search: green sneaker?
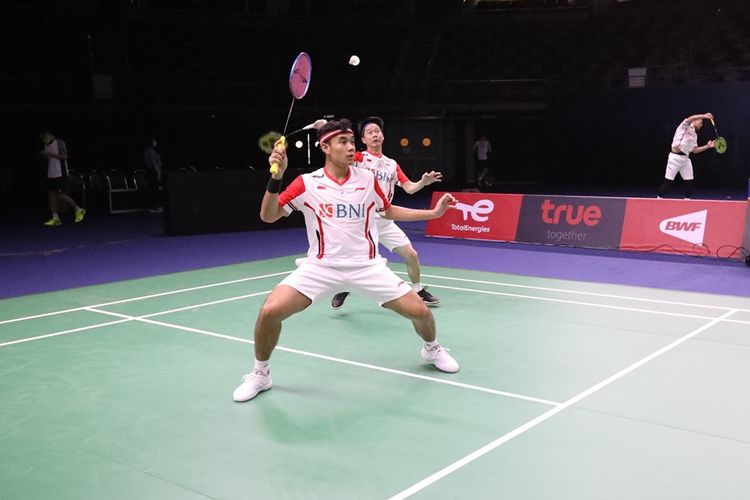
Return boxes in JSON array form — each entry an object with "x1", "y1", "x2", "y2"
[
  {"x1": 44, "y1": 218, "x2": 62, "y2": 226},
  {"x1": 74, "y1": 208, "x2": 86, "y2": 223}
]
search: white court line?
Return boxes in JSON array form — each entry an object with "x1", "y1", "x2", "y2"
[
  {"x1": 724, "y1": 318, "x2": 750, "y2": 326},
  {"x1": 87, "y1": 307, "x2": 558, "y2": 406},
  {"x1": 95, "y1": 290, "x2": 273, "y2": 319},
  {"x1": 3, "y1": 265, "x2": 748, "y2": 328},
  {"x1": 397, "y1": 271, "x2": 750, "y2": 313},
  {"x1": 4, "y1": 275, "x2": 749, "y2": 352},
  {"x1": 0, "y1": 319, "x2": 132, "y2": 348},
  {"x1": 388, "y1": 308, "x2": 739, "y2": 500},
  {"x1": 0, "y1": 291, "x2": 271, "y2": 350},
  {"x1": 0, "y1": 270, "x2": 292, "y2": 326},
  {"x1": 424, "y1": 283, "x2": 721, "y2": 321},
  {"x1": 1, "y1": 271, "x2": 736, "y2": 329},
  {"x1": 3, "y1": 271, "x2": 742, "y2": 416},
  {"x1": 2, "y1": 265, "x2": 747, "y2": 327}
]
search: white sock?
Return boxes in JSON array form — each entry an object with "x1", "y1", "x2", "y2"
[
  {"x1": 412, "y1": 282, "x2": 423, "y2": 292},
  {"x1": 424, "y1": 340, "x2": 438, "y2": 350},
  {"x1": 52, "y1": 213, "x2": 60, "y2": 220},
  {"x1": 254, "y1": 359, "x2": 270, "y2": 374}
]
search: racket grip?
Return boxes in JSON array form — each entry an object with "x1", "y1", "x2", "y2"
[
  {"x1": 269, "y1": 136, "x2": 287, "y2": 176},
  {"x1": 710, "y1": 118, "x2": 716, "y2": 127}
]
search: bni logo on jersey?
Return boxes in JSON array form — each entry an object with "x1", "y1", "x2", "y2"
[
  {"x1": 317, "y1": 203, "x2": 368, "y2": 218},
  {"x1": 659, "y1": 209, "x2": 707, "y2": 244}
]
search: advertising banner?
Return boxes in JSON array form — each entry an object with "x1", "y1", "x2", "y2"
[
  {"x1": 515, "y1": 195, "x2": 627, "y2": 248},
  {"x1": 619, "y1": 199, "x2": 748, "y2": 258},
  {"x1": 426, "y1": 192, "x2": 523, "y2": 241}
]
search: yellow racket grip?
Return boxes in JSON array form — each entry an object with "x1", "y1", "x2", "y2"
[
  {"x1": 710, "y1": 118, "x2": 716, "y2": 127},
  {"x1": 269, "y1": 136, "x2": 287, "y2": 175}
]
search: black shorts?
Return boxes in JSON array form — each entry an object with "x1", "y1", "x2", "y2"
[{"x1": 47, "y1": 176, "x2": 68, "y2": 193}]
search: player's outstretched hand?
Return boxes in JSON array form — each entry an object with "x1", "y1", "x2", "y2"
[
  {"x1": 421, "y1": 171, "x2": 443, "y2": 186},
  {"x1": 433, "y1": 193, "x2": 457, "y2": 218},
  {"x1": 707, "y1": 139, "x2": 716, "y2": 149},
  {"x1": 269, "y1": 139, "x2": 288, "y2": 178}
]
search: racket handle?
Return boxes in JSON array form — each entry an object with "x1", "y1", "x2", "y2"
[
  {"x1": 269, "y1": 136, "x2": 287, "y2": 175},
  {"x1": 710, "y1": 118, "x2": 716, "y2": 127}
]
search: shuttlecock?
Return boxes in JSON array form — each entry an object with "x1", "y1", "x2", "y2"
[{"x1": 348, "y1": 55, "x2": 360, "y2": 66}]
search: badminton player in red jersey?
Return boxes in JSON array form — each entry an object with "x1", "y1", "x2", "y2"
[{"x1": 233, "y1": 119, "x2": 460, "y2": 402}]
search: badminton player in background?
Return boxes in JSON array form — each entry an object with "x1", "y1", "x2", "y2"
[
  {"x1": 330, "y1": 116, "x2": 443, "y2": 310},
  {"x1": 233, "y1": 119, "x2": 460, "y2": 403},
  {"x1": 40, "y1": 131, "x2": 85, "y2": 226},
  {"x1": 657, "y1": 112, "x2": 715, "y2": 199}
]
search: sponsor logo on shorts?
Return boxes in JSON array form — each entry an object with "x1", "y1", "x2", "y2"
[{"x1": 659, "y1": 209, "x2": 707, "y2": 244}]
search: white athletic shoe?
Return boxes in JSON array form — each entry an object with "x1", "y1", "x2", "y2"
[
  {"x1": 421, "y1": 344, "x2": 459, "y2": 373},
  {"x1": 232, "y1": 369, "x2": 272, "y2": 402}
]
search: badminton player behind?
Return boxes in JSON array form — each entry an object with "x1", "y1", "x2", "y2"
[
  {"x1": 233, "y1": 119, "x2": 460, "y2": 403},
  {"x1": 331, "y1": 116, "x2": 442, "y2": 311},
  {"x1": 657, "y1": 112, "x2": 715, "y2": 199}
]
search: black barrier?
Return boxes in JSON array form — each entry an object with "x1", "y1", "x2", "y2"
[
  {"x1": 164, "y1": 170, "x2": 304, "y2": 235},
  {"x1": 515, "y1": 195, "x2": 627, "y2": 249}
]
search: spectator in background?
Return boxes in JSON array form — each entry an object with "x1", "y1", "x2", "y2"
[
  {"x1": 473, "y1": 134, "x2": 492, "y2": 185},
  {"x1": 40, "y1": 131, "x2": 85, "y2": 226},
  {"x1": 144, "y1": 138, "x2": 162, "y2": 184},
  {"x1": 143, "y1": 138, "x2": 163, "y2": 212}
]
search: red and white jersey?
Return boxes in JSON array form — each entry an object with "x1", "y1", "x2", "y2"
[
  {"x1": 671, "y1": 120, "x2": 698, "y2": 155},
  {"x1": 352, "y1": 150, "x2": 409, "y2": 204},
  {"x1": 279, "y1": 166, "x2": 391, "y2": 266}
]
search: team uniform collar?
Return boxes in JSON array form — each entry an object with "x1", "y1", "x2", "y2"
[{"x1": 323, "y1": 165, "x2": 351, "y2": 186}]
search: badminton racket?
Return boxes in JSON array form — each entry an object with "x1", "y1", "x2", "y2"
[
  {"x1": 258, "y1": 131, "x2": 282, "y2": 155},
  {"x1": 709, "y1": 118, "x2": 727, "y2": 154},
  {"x1": 258, "y1": 119, "x2": 327, "y2": 155},
  {"x1": 270, "y1": 52, "x2": 312, "y2": 175}
]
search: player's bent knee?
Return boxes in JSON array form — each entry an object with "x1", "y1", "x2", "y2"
[
  {"x1": 405, "y1": 299, "x2": 431, "y2": 322},
  {"x1": 416, "y1": 304, "x2": 432, "y2": 323},
  {"x1": 258, "y1": 294, "x2": 298, "y2": 321},
  {"x1": 257, "y1": 302, "x2": 283, "y2": 323},
  {"x1": 395, "y1": 244, "x2": 418, "y2": 261},
  {"x1": 385, "y1": 291, "x2": 430, "y2": 319}
]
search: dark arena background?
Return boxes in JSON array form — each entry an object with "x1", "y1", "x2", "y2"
[
  {"x1": 2, "y1": 1, "x2": 750, "y2": 500},
  {"x1": 2, "y1": 0, "x2": 749, "y2": 208}
]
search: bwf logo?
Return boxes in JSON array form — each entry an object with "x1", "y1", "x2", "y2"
[
  {"x1": 659, "y1": 209, "x2": 707, "y2": 244},
  {"x1": 455, "y1": 199, "x2": 495, "y2": 222}
]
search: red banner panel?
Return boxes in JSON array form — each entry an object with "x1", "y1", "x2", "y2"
[
  {"x1": 426, "y1": 192, "x2": 523, "y2": 241},
  {"x1": 619, "y1": 199, "x2": 747, "y2": 258}
]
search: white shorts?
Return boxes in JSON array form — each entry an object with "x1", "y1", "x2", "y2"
[
  {"x1": 279, "y1": 259, "x2": 412, "y2": 306},
  {"x1": 664, "y1": 152, "x2": 694, "y2": 181},
  {"x1": 376, "y1": 217, "x2": 411, "y2": 252}
]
